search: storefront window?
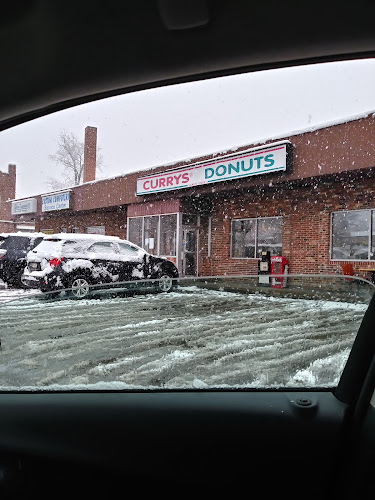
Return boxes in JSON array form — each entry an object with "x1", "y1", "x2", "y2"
[
  {"x1": 331, "y1": 210, "x2": 371, "y2": 260},
  {"x1": 128, "y1": 218, "x2": 143, "y2": 248},
  {"x1": 160, "y1": 214, "x2": 177, "y2": 256},
  {"x1": 231, "y1": 217, "x2": 282, "y2": 258},
  {"x1": 144, "y1": 216, "x2": 159, "y2": 255},
  {"x1": 231, "y1": 219, "x2": 256, "y2": 258},
  {"x1": 257, "y1": 217, "x2": 282, "y2": 257},
  {"x1": 128, "y1": 214, "x2": 177, "y2": 257}
]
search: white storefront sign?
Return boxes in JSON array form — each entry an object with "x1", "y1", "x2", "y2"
[
  {"x1": 42, "y1": 192, "x2": 70, "y2": 212},
  {"x1": 11, "y1": 198, "x2": 37, "y2": 215},
  {"x1": 137, "y1": 140, "x2": 290, "y2": 195}
]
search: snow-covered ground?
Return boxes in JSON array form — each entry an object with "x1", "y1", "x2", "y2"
[
  {"x1": 0, "y1": 283, "x2": 369, "y2": 391},
  {"x1": 0, "y1": 284, "x2": 40, "y2": 303}
]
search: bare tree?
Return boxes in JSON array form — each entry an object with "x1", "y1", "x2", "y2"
[{"x1": 46, "y1": 130, "x2": 104, "y2": 190}]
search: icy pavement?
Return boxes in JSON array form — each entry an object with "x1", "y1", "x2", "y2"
[
  {"x1": 0, "y1": 284, "x2": 369, "y2": 391},
  {"x1": 0, "y1": 281, "x2": 41, "y2": 303}
]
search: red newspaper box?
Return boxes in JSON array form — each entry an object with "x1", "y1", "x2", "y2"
[{"x1": 270, "y1": 256, "x2": 289, "y2": 288}]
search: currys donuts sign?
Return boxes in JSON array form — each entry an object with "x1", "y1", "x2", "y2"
[{"x1": 136, "y1": 140, "x2": 291, "y2": 195}]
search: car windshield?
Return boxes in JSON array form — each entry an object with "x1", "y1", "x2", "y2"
[
  {"x1": 1, "y1": 58, "x2": 375, "y2": 391},
  {"x1": 1, "y1": 236, "x2": 30, "y2": 250}
]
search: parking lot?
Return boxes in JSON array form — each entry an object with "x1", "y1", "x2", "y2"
[{"x1": 0, "y1": 282, "x2": 369, "y2": 390}]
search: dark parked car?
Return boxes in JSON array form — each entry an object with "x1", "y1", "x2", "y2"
[
  {"x1": 21, "y1": 233, "x2": 179, "y2": 298},
  {"x1": 0, "y1": 232, "x2": 44, "y2": 287}
]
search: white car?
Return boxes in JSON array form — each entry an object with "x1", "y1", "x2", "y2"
[{"x1": 22, "y1": 233, "x2": 179, "y2": 298}]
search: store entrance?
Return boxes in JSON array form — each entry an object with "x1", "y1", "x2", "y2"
[{"x1": 182, "y1": 229, "x2": 196, "y2": 276}]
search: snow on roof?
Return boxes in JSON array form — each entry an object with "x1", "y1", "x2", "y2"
[
  {"x1": 43, "y1": 233, "x2": 121, "y2": 241},
  {"x1": 78, "y1": 109, "x2": 375, "y2": 185},
  {"x1": 9, "y1": 108, "x2": 375, "y2": 201},
  {"x1": 0, "y1": 231, "x2": 45, "y2": 238}
]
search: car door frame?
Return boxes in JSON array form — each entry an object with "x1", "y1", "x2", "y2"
[
  {"x1": 85, "y1": 240, "x2": 122, "y2": 285},
  {"x1": 113, "y1": 241, "x2": 147, "y2": 285}
]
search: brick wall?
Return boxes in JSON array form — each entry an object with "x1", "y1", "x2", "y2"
[
  {"x1": 0, "y1": 221, "x2": 16, "y2": 233},
  {"x1": 36, "y1": 206, "x2": 127, "y2": 238},
  {"x1": 201, "y1": 172, "x2": 375, "y2": 280}
]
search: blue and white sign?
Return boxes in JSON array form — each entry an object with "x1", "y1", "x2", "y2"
[
  {"x1": 11, "y1": 198, "x2": 37, "y2": 215},
  {"x1": 42, "y1": 192, "x2": 70, "y2": 212},
  {"x1": 137, "y1": 140, "x2": 291, "y2": 195}
]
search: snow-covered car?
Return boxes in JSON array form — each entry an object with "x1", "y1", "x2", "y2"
[
  {"x1": 0, "y1": 232, "x2": 45, "y2": 287},
  {"x1": 21, "y1": 233, "x2": 179, "y2": 298}
]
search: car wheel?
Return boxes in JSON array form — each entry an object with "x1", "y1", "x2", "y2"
[
  {"x1": 68, "y1": 275, "x2": 91, "y2": 299},
  {"x1": 156, "y1": 271, "x2": 176, "y2": 293}
]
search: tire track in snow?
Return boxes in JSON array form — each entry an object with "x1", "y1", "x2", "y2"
[{"x1": 0, "y1": 288, "x2": 368, "y2": 388}]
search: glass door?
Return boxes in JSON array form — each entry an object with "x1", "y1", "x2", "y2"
[{"x1": 182, "y1": 229, "x2": 196, "y2": 276}]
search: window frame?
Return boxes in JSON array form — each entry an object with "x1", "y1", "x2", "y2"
[
  {"x1": 116, "y1": 241, "x2": 141, "y2": 255},
  {"x1": 87, "y1": 241, "x2": 119, "y2": 256},
  {"x1": 230, "y1": 216, "x2": 283, "y2": 259},
  {"x1": 127, "y1": 212, "x2": 178, "y2": 258},
  {"x1": 330, "y1": 208, "x2": 374, "y2": 261}
]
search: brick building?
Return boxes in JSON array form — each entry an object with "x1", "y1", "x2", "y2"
[
  {"x1": 0, "y1": 164, "x2": 16, "y2": 233},
  {"x1": 9, "y1": 114, "x2": 375, "y2": 280}
]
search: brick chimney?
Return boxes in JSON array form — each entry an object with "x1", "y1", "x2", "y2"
[
  {"x1": 0, "y1": 164, "x2": 16, "y2": 225},
  {"x1": 8, "y1": 163, "x2": 16, "y2": 180},
  {"x1": 83, "y1": 126, "x2": 97, "y2": 183}
]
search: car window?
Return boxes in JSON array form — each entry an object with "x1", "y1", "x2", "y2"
[
  {"x1": 1, "y1": 58, "x2": 375, "y2": 392},
  {"x1": 29, "y1": 239, "x2": 63, "y2": 259},
  {"x1": 117, "y1": 242, "x2": 142, "y2": 255},
  {"x1": 30, "y1": 237, "x2": 44, "y2": 249},
  {"x1": 2, "y1": 236, "x2": 30, "y2": 250},
  {"x1": 87, "y1": 242, "x2": 118, "y2": 254},
  {"x1": 61, "y1": 240, "x2": 89, "y2": 255}
]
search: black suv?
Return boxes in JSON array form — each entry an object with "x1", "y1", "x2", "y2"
[
  {"x1": 21, "y1": 233, "x2": 179, "y2": 298},
  {"x1": 0, "y1": 232, "x2": 45, "y2": 287}
]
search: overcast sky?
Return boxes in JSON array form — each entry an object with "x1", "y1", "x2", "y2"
[{"x1": 1, "y1": 58, "x2": 375, "y2": 200}]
